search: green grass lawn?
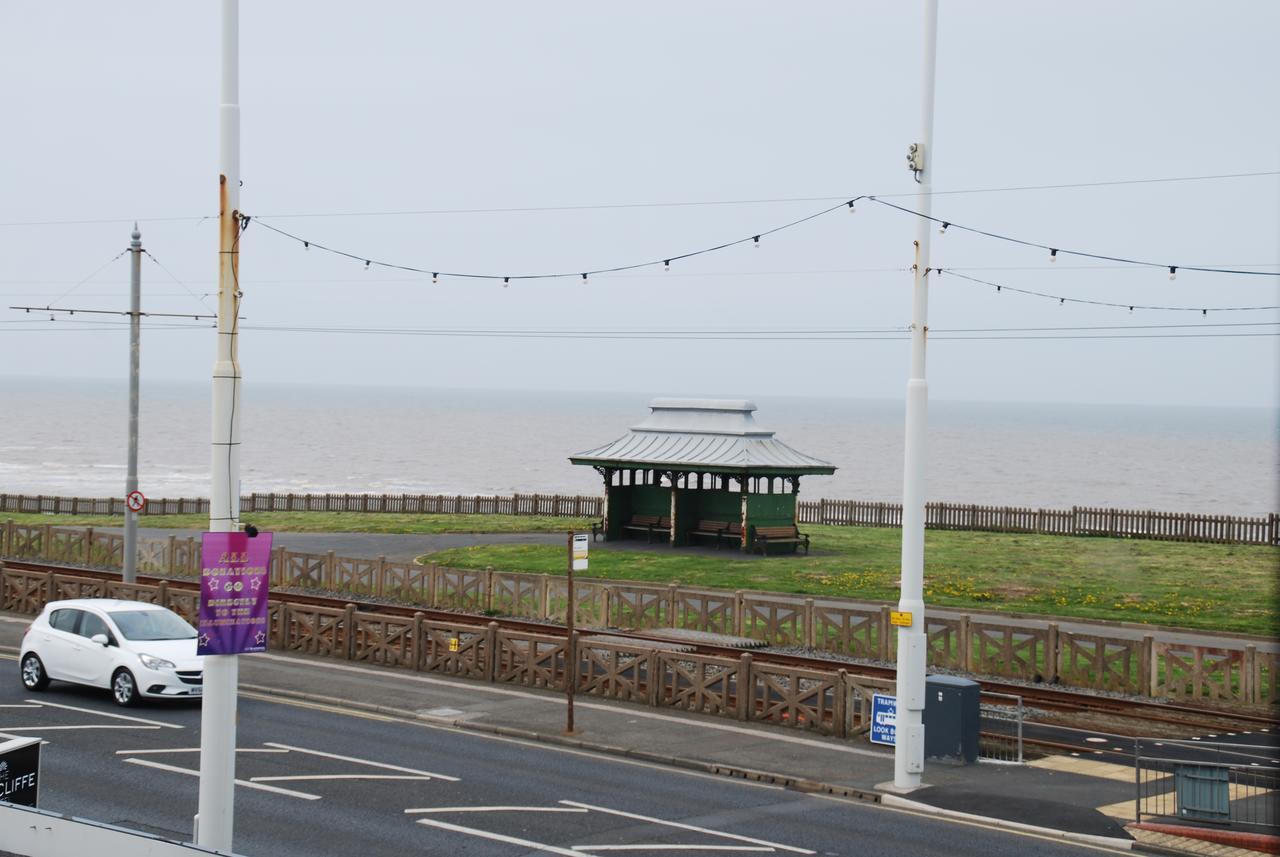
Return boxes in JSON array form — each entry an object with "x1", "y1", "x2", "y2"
[
  {"x1": 422, "y1": 525, "x2": 1278, "y2": 636},
  {"x1": 7, "y1": 511, "x2": 1275, "y2": 635}
]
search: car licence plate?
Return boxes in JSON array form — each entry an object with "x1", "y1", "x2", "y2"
[{"x1": 190, "y1": 687, "x2": 203, "y2": 696}]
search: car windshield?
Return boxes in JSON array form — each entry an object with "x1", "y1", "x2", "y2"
[{"x1": 108, "y1": 610, "x2": 197, "y2": 641}]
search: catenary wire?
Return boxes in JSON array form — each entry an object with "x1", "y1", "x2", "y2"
[{"x1": 5, "y1": 170, "x2": 1274, "y2": 226}]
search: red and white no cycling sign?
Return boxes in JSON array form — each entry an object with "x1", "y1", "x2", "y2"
[{"x1": 125, "y1": 490, "x2": 147, "y2": 513}]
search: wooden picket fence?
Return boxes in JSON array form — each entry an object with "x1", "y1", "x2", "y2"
[
  {"x1": 1, "y1": 521, "x2": 1275, "y2": 706},
  {"x1": 798, "y1": 499, "x2": 1280, "y2": 546},
  {"x1": 2, "y1": 491, "x2": 1275, "y2": 545}
]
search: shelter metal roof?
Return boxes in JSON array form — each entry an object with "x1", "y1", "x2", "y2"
[{"x1": 569, "y1": 398, "x2": 837, "y2": 475}]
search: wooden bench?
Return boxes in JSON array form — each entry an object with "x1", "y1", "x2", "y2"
[
  {"x1": 752, "y1": 525, "x2": 810, "y2": 555},
  {"x1": 620, "y1": 514, "x2": 672, "y2": 543},
  {"x1": 689, "y1": 520, "x2": 741, "y2": 549}
]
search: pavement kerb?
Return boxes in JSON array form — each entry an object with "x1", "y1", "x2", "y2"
[
  {"x1": 878, "y1": 794, "x2": 1135, "y2": 852},
  {"x1": 238, "y1": 682, "x2": 885, "y2": 804}
]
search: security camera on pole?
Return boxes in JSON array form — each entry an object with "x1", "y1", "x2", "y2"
[{"x1": 889, "y1": 0, "x2": 939, "y2": 793}]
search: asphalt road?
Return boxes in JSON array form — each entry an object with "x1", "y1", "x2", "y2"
[{"x1": 0, "y1": 661, "x2": 1119, "y2": 857}]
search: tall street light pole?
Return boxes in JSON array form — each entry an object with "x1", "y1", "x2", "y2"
[
  {"x1": 123, "y1": 224, "x2": 142, "y2": 584},
  {"x1": 197, "y1": 0, "x2": 243, "y2": 849},
  {"x1": 894, "y1": 0, "x2": 939, "y2": 792}
]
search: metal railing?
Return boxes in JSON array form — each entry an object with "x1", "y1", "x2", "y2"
[
  {"x1": 979, "y1": 691, "x2": 1023, "y2": 763},
  {"x1": 1135, "y1": 738, "x2": 1278, "y2": 832}
]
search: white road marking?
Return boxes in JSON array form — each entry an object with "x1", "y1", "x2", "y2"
[
  {"x1": 25, "y1": 699, "x2": 183, "y2": 728},
  {"x1": 415, "y1": 818, "x2": 582, "y2": 856},
  {"x1": 123, "y1": 758, "x2": 322, "y2": 800},
  {"x1": 251, "y1": 774, "x2": 434, "y2": 783},
  {"x1": 250, "y1": 654, "x2": 882, "y2": 757},
  {"x1": 0, "y1": 704, "x2": 42, "y2": 709},
  {"x1": 406, "y1": 806, "x2": 589, "y2": 815},
  {"x1": 576, "y1": 847, "x2": 774, "y2": 852},
  {"x1": 263, "y1": 741, "x2": 460, "y2": 781},
  {"x1": 116, "y1": 747, "x2": 289, "y2": 755},
  {"x1": 0, "y1": 725, "x2": 161, "y2": 731},
  {"x1": 559, "y1": 801, "x2": 814, "y2": 855}
]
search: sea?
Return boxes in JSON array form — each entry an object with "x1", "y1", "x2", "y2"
[{"x1": 1, "y1": 377, "x2": 1276, "y2": 517}]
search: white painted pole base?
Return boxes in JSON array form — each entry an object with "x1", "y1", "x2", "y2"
[{"x1": 196, "y1": 655, "x2": 238, "y2": 852}]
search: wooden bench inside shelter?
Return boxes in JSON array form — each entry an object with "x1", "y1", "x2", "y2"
[
  {"x1": 752, "y1": 525, "x2": 810, "y2": 555},
  {"x1": 689, "y1": 520, "x2": 743, "y2": 549},
  {"x1": 621, "y1": 514, "x2": 672, "y2": 543}
]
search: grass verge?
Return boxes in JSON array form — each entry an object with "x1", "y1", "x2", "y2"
[
  {"x1": 6, "y1": 512, "x2": 1274, "y2": 635},
  {"x1": 421, "y1": 525, "x2": 1278, "y2": 636}
]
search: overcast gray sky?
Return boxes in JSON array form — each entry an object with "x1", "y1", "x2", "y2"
[{"x1": 2, "y1": 2, "x2": 1277, "y2": 407}]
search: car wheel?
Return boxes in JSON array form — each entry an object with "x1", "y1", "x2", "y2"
[
  {"x1": 20, "y1": 653, "x2": 50, "y2": 691},
  {"x1": 112, "y1": 668, "x2": 139, "y2": 707}
]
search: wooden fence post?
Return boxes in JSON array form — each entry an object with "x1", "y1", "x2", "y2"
[
  {"x1": 878, "y1": 606, "x2": 891, "y2": 661},
  {"x1": 734, "y1": 590, "x2": 745, "y2": 637},
  {"x1": 1139, "y1": 635, "x2": 1155, "y2": 696},
  {"x1": 539, "y1": 574, "x2": 550, "y2": 619},
  {"x1": 42, "y1": 524, "x2": 52, "y2": 560},
  {"x1": 959, "y1": 614, "x2": 972, "y2": 672},
  {"x1": 84, "y1": 527, "x2": 94, "y2": 566},
  {"x1": 1046, "y1": 623, "x2": 1059, "y2": 684},
  {"x1": 411, "y1": 612, "x2": 425, "y2": 671},
  {"x1": 324, "y1": 551, "x2": 336, "y2": 589},
  {"x1": 1148, "y1": 640, "x2": 1162, "y2": 697},
  {"x1": 343, "y1": 603, "x2": 357, "y2": 660},
  {"x1": 484, "y1": 567, "x2": 494, "y2": 613},
  {"x1": 375, "y1": 556, "x2": 386, "y2": 598},
  {"x1": 157, "y1": 580, "x2": 169, "y2": 608},
  {"x1": 803, "y1": 597, "x2": 815, "y2": 649},
  {"x1": 1243, "y1": 644, "x2": 1257, "y2": 703},
  {"x1": 485, "y1": 621, "x2": 499, "y2": 682},
  {"x1": 646, "y1": 650, "x2": 660, "y2": 706},
  {"x1": 737, "y1": 653, "x2": 753, "y2": 721},
  {"x1": 667, "y1": 583, "x2": 679, "y2": 628},
  {"x1": 836, "y1": 668, "x2": 848, "y2": 738}
]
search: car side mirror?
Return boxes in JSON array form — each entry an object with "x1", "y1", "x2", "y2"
[{"x1": 90, "y1": 633, "x2": 110, "y2": 647}]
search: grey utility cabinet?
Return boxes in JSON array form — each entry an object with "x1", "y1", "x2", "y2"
[{"x1": 923, "y1": 675, "x2": 981, "y2": 764}]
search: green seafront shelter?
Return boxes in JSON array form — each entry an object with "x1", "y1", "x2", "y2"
[{"x1": 569, "y1": 398, "x2": 837, "y2": 551}]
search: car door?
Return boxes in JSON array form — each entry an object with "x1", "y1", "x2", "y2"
[
  {"x1": 36, "y1": 608, "x2": 85, "y2": 680},
  {"x1": 66, "y1": 609, "x2": 116, "y2": 686}
]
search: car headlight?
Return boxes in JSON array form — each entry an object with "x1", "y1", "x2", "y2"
[{"x1": 139, "y1": 653, "x2": 176, "y2": 671}]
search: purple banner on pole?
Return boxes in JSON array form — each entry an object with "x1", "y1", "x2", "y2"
[{"x1": 198, "y1": 531, "x2": 273, "y2": 656}]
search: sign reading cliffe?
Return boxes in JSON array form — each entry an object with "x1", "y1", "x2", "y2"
[{"x1": 198, "y1": 531, "x2": 272, "y2": 656}]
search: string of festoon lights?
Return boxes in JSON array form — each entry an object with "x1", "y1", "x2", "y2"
[{"x1": 237, "y1": 197, "x2": 1278, "y2": 313}]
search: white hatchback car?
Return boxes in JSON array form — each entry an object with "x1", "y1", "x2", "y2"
[{"x1": 19, "y1": 599, "x2": 204, "y2": 706}]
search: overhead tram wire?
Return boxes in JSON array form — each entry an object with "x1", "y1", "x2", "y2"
[
  {"x1": 8, "y1": 316, "x2": 1276, "y2": 342},
  {"x1": 4, "y1": 170, "x2": 1276, "y2": 227}
]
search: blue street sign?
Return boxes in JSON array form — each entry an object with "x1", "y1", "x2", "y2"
[{"x1": 870, "y1": 693, "x2": 897, "y2": 746}]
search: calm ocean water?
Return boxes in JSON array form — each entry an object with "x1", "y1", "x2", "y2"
[{"x1": 1, "y1": 377, "x2": 1276, "y2": 516}]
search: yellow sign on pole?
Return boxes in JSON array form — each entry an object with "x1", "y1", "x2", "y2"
[
  {"x1": 572, "y1": 532, "x2": 589, "y2": 571},
  {"x1": 448, "y1": 637, "x2": 460, "y2": 652},
  {"x1": 890, "y1": 610, "x2": 913, "y2": 627}
]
